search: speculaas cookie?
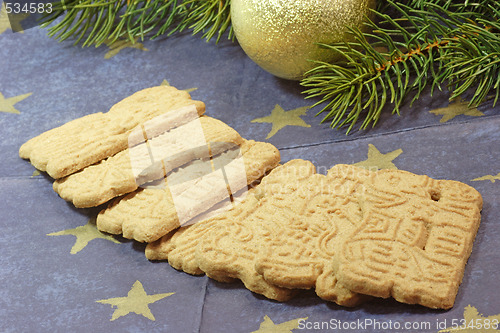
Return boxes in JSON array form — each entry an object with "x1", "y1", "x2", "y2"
[
  {"x1": 20, "y1": 86, "x2": 204, "y2": 179},
  {"x1": 53, "y1": 116, "x2": 243, "y2": 208},
  {"x1": 97, "y1": 140, "x2": 280, "y2": 243},
  {"x1": 330, "y1": 167, "x2": 482, "y2": 309},
  {"x1": 147, "y1": 162, "x2": 482, "y2": 309}
]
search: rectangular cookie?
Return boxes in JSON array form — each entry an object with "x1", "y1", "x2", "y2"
[
  {"x1": 52, "y1": 116, "x2": 244, "y2": 208},
  {"x1": 96, "y1": 140, "x2": 280, "y2": 243},
  {"x1": 19, "y1": 86, "x2": 205, "y2": 179},
  {"x1": 331, "y1": 167, "x2": 483, "y2": 309}
]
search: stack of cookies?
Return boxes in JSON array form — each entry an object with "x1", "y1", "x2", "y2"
[
  {"x1": 20, "y1": 86, "x2": 280, "y2": 243},
  {"x1": 146, "y1": 160, "x2": 482, "y2": 309},
  {"x1": 20, "y1": 86, "x2": 483, "y2": 310}
]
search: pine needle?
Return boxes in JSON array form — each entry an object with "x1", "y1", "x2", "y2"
[
  {"x1": 40, "y1": 0, "x2": 232, "y2": 46},
  {"x1": 301, "y1": 0, "x2": 500, "y2": 133}
]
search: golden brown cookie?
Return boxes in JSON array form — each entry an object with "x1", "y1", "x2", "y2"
[
  {"x1": 331, "y1": 168, "x2": 483, "y2": 309},
  {"x1": 195, "y1": 162, "x2": 368, "y2": 305},
  {"x1": 97, "y1": 140, "x2": 280, "y2": 243},
  {"x1": 19, "y1": 86, "x2": 204, "y2": 179},
  {"x1": 147, "y1": 194, "x2": 261, "y2": 279},
  {"x1": 150, "y1": 161, "x2": 482, "y2": 309},
  {"x1": 146, "y1": 160, "x2": 322, "y2": 302},
  {"x1": 52, "y1": 116, "x2": 244, "y2": 208}
]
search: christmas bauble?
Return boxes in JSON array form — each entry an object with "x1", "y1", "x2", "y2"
[{"x1": 231, "y1": 0, "x2": 376, "y2": 80}]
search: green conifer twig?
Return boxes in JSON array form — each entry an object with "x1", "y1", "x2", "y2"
[
  {"x1": 300, "y1": 0, "x2": 499, "y2": 133},
  {"x1": 40, "y1": 0, "x2": 232, "y2": 46},
  {"x1": 40, "y1": 0, "x2": 498, "y2": 133}
]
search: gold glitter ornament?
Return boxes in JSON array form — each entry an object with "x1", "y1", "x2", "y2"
[{"x1": 231, "y1": 0, "x2": 376, "y2": 80}]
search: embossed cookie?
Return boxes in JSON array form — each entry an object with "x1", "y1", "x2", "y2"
[
  {"x1": 96, "y1": 140, "x2": 280, "y2": 243},
  {"x1": 145, "y1": 160, "x2": 316, "y2": 267},
  {"x1": 53, "y1": 116, "x2": 244, "y2": 208},
  {"x1": 195, "y1": 162, "x2": 370, "y2": 306},
  {"x1": 253, "y1": 164, "x2": 482, "y2": 309},
  {"x1": 147, "y1": 193, "x2": 262, "y2": 278},
  {"x1": 19, "y1": 86, "x2": 205, "y2": 179},
  {"x1": 331, "y1": 168, "x2": 483, "y2": 309},
  {"x1": 145, "y1": 160, "x2": 325, "y2": 302},
  {"x1": 149, "y1": 162, "x2": 482, "y2": 309}
]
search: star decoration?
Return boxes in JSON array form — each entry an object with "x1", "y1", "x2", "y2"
[
  {"x1": 430, "y1": 97, "x2": 484, "y2": 123},
  {"x1": 438, "y1": 305, "x2": 500, "y2": 332},
  {"x1": 104, "y1": 37, "x2": 148, "y2": 59},
  {"x1": 0, "y1": 91, "x2": 32, "y2": 114},
  {"x1": 251, "y1": 315, "x2": 308, "y2": 333},
  {"x1": 47, "y1": 217, "x2": 120, "y2": 254},
  {"x1": 0, "y1": 2, "x2": 29, "y2": 34},
  {"x1": 472, "y1": 172, "x2": 500, "y2": 183},
  {"x1": 96, "y1": 280, "x2": 175, "y2": 321},
  {"x1": 353, "y1": 144, "x2": 403, "y2": 171},
  {"x1": 251, "y1": 104, "x2": 311, "y2": 139},
  {"x1": 161, "y1": 79, "x2": 197, "y2": 93}
]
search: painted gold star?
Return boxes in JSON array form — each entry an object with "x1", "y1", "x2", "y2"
[
  {"x1": 472, "y1": 172, "x2": 500, "y2": 183},
  {"x1": 0, "y1": 91, "x2": 32, "y2": 114},
  {"x1": 430, "y1": 97, "x2": 484, "y2": 123},
  {"x1": 251, "y1": 104, "x2": 311, "y2": 139},
  {"x1": 47, "y1": 217, "x2": 120, "y2": 254},
  {"x1": 0, "y1": 2, "x2": 29, "y2": 34},
  {"x1": 251, "y1": 315, "x2": 308, "y2": 333},
  {"x1": 104, "y1": 37, "x2": 148, "y2": 59},
  {"x1": 161, "y1": 79, "x2": 197, "y2": 93},
  {"x1": 96, "y1": 280, "x2": 175, "y2": 321},
  {"x1": 353, "y1": 144, "x2": 402, "y2": 171},
  {"x1": 438, "y1": 305, "x2": 500, "y2": 332}
]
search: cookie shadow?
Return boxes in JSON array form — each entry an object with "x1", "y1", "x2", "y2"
[
  {"x1": 208, "y1": 278, "x2": 446, "y2": 315},
  {"x1": 339, "y1": 297, "x2": 446, "y2": 316}
]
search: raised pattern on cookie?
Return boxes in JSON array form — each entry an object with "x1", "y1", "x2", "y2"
[
  {"x1": 146, "y1": 160, "x2": 316, "y2": 301},
  {"x1": 20, "y1": 86, "x2": 205, "y2": 179},
  {"x1": 194, "y1": 162, "x2": 367, "y2": 305},
  {"x1": 97, "y1": 140, "x2": 280, "y2": 243},
  {"x1": 157, "y1": 162, "x2": 482, "y2": 308},
  {"x1": 333, "y1": 168, "x2": 483, "y2": 309},
  {"x1": 53, "y1": 116, "x2": 243, "y2": 208}
]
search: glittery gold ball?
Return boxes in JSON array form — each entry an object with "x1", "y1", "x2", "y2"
[{"x1": 231, "y1": 0, "x2": 376, "y2": 80}]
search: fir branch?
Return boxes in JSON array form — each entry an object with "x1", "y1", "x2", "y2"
[
  {"x1": 301, "y1": 0, "x2": 500, "y2": 133},
  {"x1": 408, "y1": 0, "x2": 500, "y2": 17},
  {"x1": 440, "y1": 22, "x2": 500, "y2": 106},
  {"x1": 181, "y1": 0, "x2": 232, "y2": 43},
  {"x1": 40, "y1": 0, "x2": 232, "y2": 46}
]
